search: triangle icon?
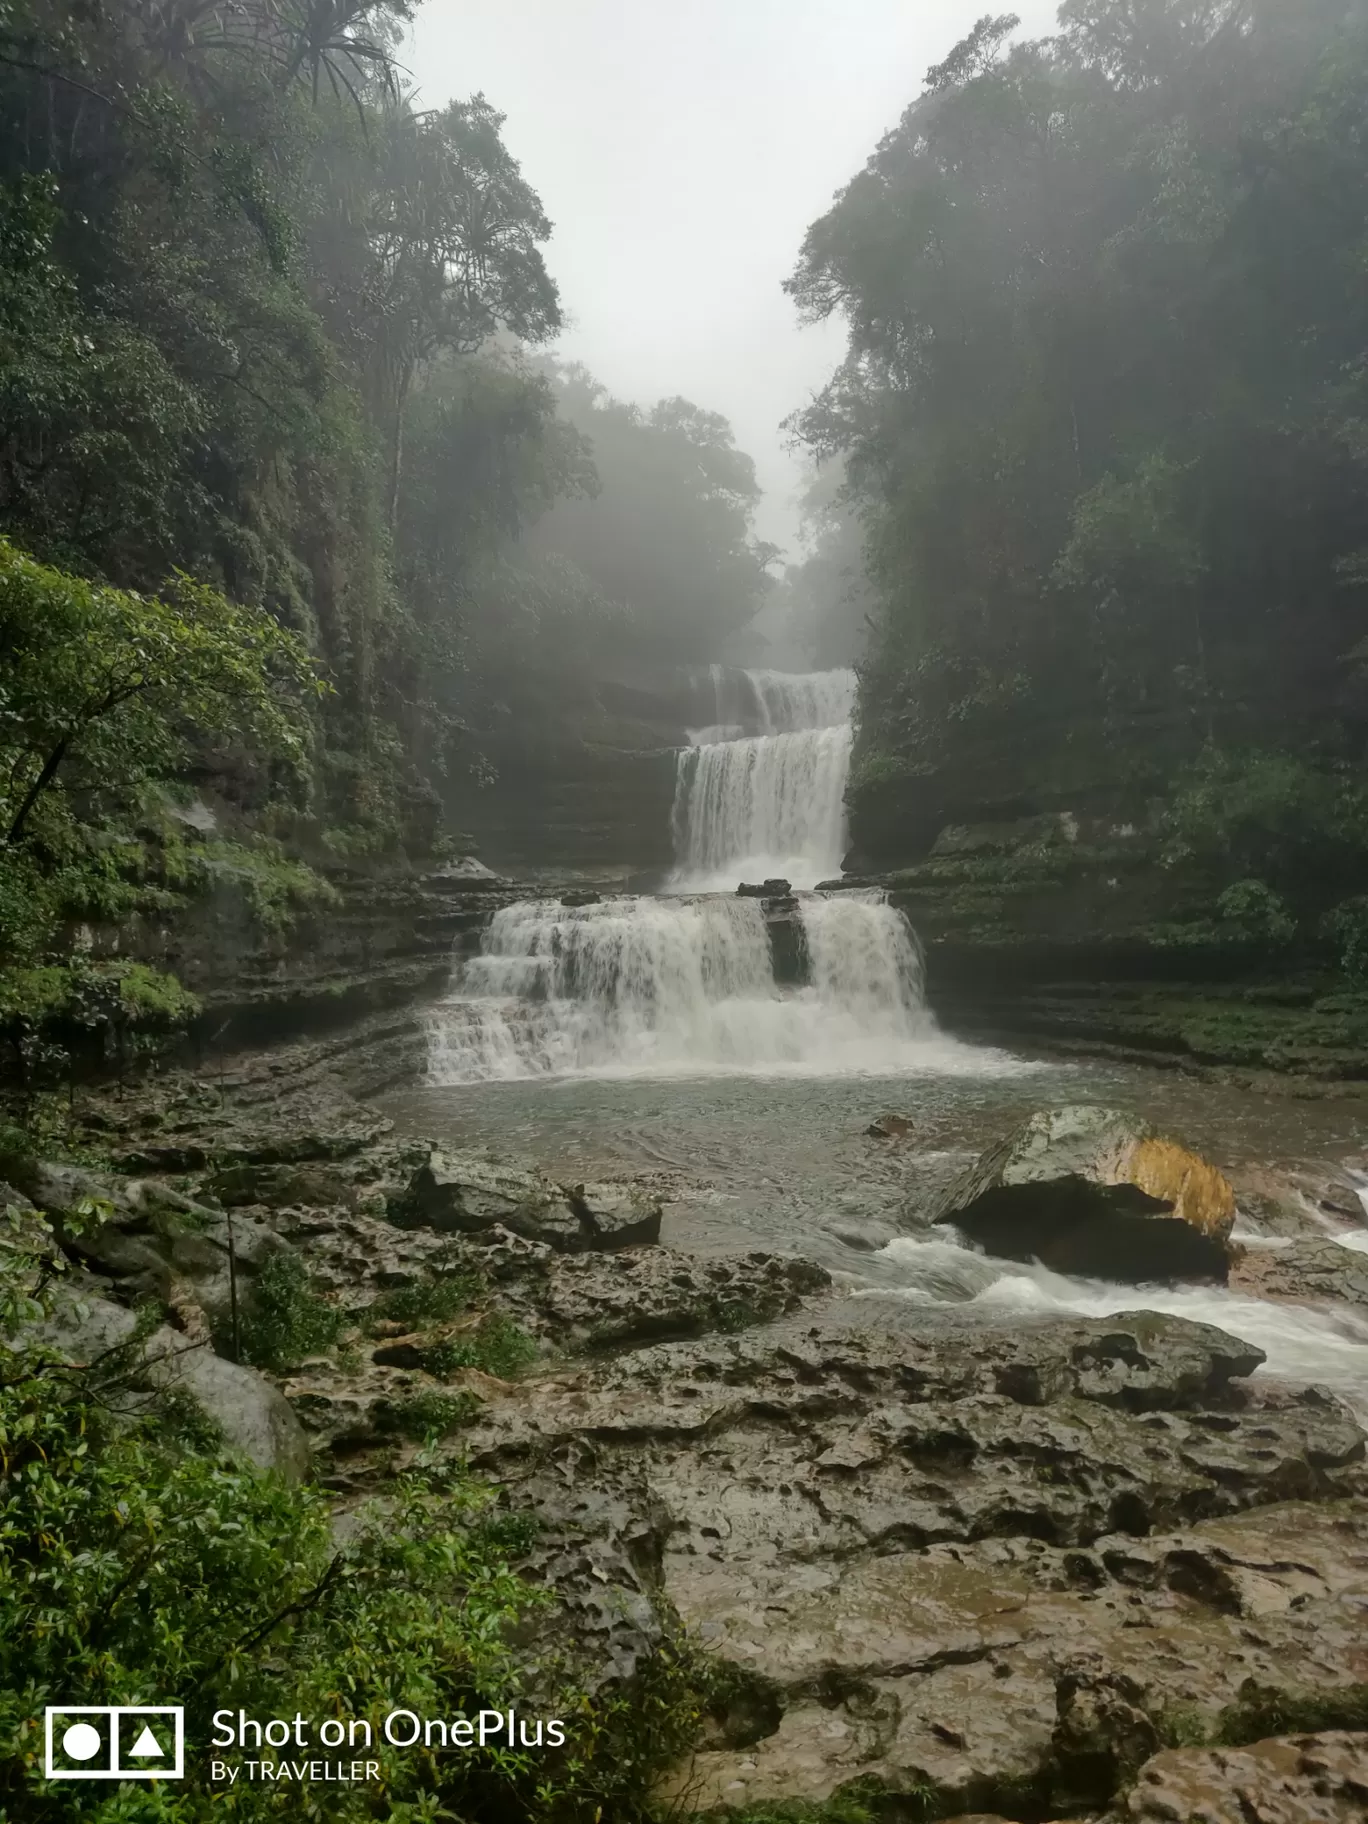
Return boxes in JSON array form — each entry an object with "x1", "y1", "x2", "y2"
[{"x1": 129, "y1": 1725, "x2": 165, "y2": 1759}]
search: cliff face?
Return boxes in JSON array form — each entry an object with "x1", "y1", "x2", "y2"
[
  {"x1": 129, "y1": 869, "x2": 519, "y2": 1055},
  {"x1": 438, "y1": 663, "x2": 767, "y2": 878}
]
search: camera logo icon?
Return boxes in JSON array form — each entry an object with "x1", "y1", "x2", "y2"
[{"x1": 44, "y1": 1707, "x2": 185, "y2": 1781}]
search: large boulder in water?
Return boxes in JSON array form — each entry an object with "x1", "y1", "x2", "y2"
[{"x1": 926, "y1": 1106, "x2": 1236, "y2": 1282}]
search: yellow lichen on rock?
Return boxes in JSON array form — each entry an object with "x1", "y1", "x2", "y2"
[{"x1": 1119, "y1": 1136, "x2": 1236, "y2": 1243}]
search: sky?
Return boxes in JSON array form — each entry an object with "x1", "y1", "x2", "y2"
[{"x1": 404, "y1": 1, "x2": 1061, "y2": 557}]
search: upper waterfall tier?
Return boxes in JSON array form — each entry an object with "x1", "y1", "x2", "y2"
[
  {"x1": 671, "y1": 667, "x2": 857, "y2": 891},
  {"x1": 424, "y1": 890, "x2": 956, "y2": 1084}
]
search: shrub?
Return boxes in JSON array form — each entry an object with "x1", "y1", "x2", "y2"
[
  {"x1": 235, "y1": 1251, "x2": 343, "y2": 1372},
  {"x1": 1215, "y1": 879, "x2": 1295, "y2": 947},
  {"x1": 373, "y1": 1389, "x2": 483, "y2": 1438},
  {"x1": 422, "y1": 1313, "x2": 539, "y2": 1381},
  {"x1": 1323, "y1": 896, "x2": 1368, "y2": 984},
  {"x1": 366, "y1": 1267, "x2": 486, "y2": 1332}
]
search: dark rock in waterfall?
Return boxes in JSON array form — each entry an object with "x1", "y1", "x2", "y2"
[
  {"x1": 763, "y1": 898, "x2": 808, "y2": 984},
  {"x1": 926, "y1": 1105, "x2": 1236, "y2": 1283},
  {"x1": 560, "y1": 888, "x2": 602, "y2": 907},
  {"x1": 737, "y1": 877, "x2": 791, "y2": 897}
]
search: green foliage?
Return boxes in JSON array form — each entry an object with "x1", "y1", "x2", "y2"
[
  {"x1": 421, "y1": 1313, "x2": 539, "y2": 1382},
  {"x1": 373, "y1": 1389, "x2": 484, "y2": 1439},
  {"x1": 235, "y1": 1251, "x2": 343, "y2": 1373},
  {"x1": 0, "y1": 540, "x2": 322, "y2": 848},
  {"x1": 1323, "y1": 897, "x2": 1368, "y2": 985},
  {"x1": 524, "y1": 362, "x2": 777, "y2": 664},
  {"x1": 1214, "y1": 1679, "x2": 1368, "y2": 1745},
  {"x1": 366, "y1": 1267, "x2": 485, "y2": 1332},
  {"x1": 791, "y1": 0, "x2": 1368, "y2": 877},
  {"x1": 1163, "y1": 746, "x2": 1368, "y2": 888},
  {"x1": 0, "y1": 1339, "x2": 569, "y2": 1821},
  {"x1": 1215, "y1": 880, "x2": 1296, "y2": 948}
]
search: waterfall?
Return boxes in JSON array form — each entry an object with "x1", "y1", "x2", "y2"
[
  {"x1": 425, "y1": 890, "x2": 944, "y2": 1084},
  {"x1": 671, "y1": 668, "x2": 856, "y2": 890}
]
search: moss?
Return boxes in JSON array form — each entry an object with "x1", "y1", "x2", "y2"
[
  {"x1": 1215, "y1": 1679, "x2": 1368, "y2": 1744},
  {"x1": 1155, "y1": 1702, "x2": 1214, "y2": 1748}
]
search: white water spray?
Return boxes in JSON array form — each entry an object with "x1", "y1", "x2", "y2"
[
  {"x1": 672, "y1": 668, "x2": 857, "y2": 889},
  {"x1": 424, "y1": 890, "x2": 987, "y2": 1083},
  {"x1": 865, "y1": 1234, "x2": 1368, "y2": 1416}
]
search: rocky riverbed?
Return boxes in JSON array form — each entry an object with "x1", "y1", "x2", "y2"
[{"x1": 5, "y1": 1028, "x2": 1368, "y2": 1822}]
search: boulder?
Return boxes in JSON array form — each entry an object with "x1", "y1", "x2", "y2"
[
  {"x1": 395, "y1": 1151, "x2": 662, "y2": 1253},
  {"x1": 1122, "y1": 1732, "x2": 1368, "y2": 1822},
  {"x1": 926, "y1": 1106, "x2": 1235, "y2": 1282},
  {"x1": 209, "y1": 1160, "x2": 356, "y2": 1210},
  {"x1": 24, "y1": 1291, "x2": 310, "y2": 1480},
  {"x1": 737, "y1": 878, "x2": 791, "y2": 897},
  {"x1": 560, "y1": 1181, "x2": 663, "y2": 1251},
  {"x1": 867, "y1": 1112, "x2": 915, "y2": 1140}
]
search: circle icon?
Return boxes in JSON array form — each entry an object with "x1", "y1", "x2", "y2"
[{"x1": 62, "y1": 1723, "x2": 103, "y2": 1762}]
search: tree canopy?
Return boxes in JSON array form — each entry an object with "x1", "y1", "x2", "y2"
[{"x1": 787, "y1": 0, "x2": 1368, "y2": 830}]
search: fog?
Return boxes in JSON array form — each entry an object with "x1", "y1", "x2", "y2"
[{"x1": 405, "y1": 0, "x2": 1060, "y2": 554}]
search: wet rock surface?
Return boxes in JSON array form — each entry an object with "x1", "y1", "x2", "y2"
[
  {"x1": 927, "y1": 1106, "x2": 1237, "y2": 1283},
  {"x1": 458, "y1": 1304, "x2": 1366, "y2": 1817},
  {"x1": 1119, "y1": 1730, "x2": 1368, "y2": 1822},
  {"x1": 1230, "y1": 1236, "x2": 1368, "y2": 1312},
  {"x1": 17, "y1": 1059, "x2": 1368, "y2": 1820}
]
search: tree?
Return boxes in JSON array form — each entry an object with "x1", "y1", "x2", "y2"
[
  {"x1": 0, "y1": 540, "x2": 321, "y2": 849},
  {"x1": 524, "y1": 364, "x2": 776, "y2": 663}
]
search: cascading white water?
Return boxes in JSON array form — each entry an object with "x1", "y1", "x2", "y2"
[
  {"x1": 672, "y1": 667, "x2": 857, "y2": 890},
  {"x1": 424, "y1": 889, "x2": 980, "y2": 1083}
]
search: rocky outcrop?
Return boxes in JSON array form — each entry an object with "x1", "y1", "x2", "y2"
[
  {"x1": 926, "y1": 1107, "x2": 1236, "y2": 1283},
  {"x1": 25, "y1": 1290, "x2": 310, "y2": 1479},
  {"x1": 1121, "y1": 1732, "x2": 1368, "y2": 1823},
  {"x1": 20, "y1": 1055, "x2": 1368, "y2": 1822},
  {"x1": 457, "y1": 1301, "x2": 1365, "y2": 1818},
  {"x1": 1230, "y1": 1236, "x2": 1368, "y2": 1313},
  {"x1": 393, "y1": 1148, "x2": 664, "y2": 1252}
]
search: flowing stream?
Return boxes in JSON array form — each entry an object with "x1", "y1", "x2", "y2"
[{"x1": 405, "y1": 668, "x2": 1368, "y2": 1413}]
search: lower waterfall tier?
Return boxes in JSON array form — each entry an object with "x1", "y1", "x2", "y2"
[{"x1": 425, "y1": 891, "x2": 959, "y2": 1082}]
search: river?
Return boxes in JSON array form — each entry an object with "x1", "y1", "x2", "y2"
[{"x1": 379, "y1": 666, "x2": 1368, "y2": 1413}]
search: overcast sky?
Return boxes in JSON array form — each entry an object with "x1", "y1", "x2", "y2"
[{"x1": 405, "y1": 1, "x2": 1061, "y2": 556}]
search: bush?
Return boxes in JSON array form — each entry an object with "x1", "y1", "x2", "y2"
[
  {"x1": 0, "y1": 1342, "x2": 546, "y2": 1821},
  {"x1": 422, "y1": 1313, "x2": 539, "y2": 1381},
  {"x1": 373, "y1": 1389, "x2": 484, "y2": 1438},
  {"x1": 1323, "y1": 896, "x2": 1368, "y2": 985},
  {"x1": 366, "y1": 1267, "x2": 486, "y2": 1333},
  {"x1": 1215, "y1": 879, "x2": 1296, "y2": 948},
  {"x1": 1164, "y1": 744, "x2": 1368, "y2": 886},
  {"x1": 235, "y1": 1251, "x2": 343, "y2": 1372}
]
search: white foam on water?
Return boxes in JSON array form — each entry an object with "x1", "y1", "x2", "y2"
[
  {"x1": 671, "y1": 668, "x2": 857, "y2": 890},
  {"x1": 869, "y1": 1233, "x2": 1368, "y2": 1413},
  {"x1": 425, "y1": 891, "x2": 1029, "y2": 1085}
]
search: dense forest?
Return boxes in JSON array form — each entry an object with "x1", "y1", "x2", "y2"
[
  {"x1": 790, "y1": 0, "x2": 1368, "y2": 970},
  {"x1": 0, "y1": 0, "x2": 776, "y2": 1063}
]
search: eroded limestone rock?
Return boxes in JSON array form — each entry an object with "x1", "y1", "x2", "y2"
[{"x1": 1121, "y1": 1731, "x2": 1368, "y2": 1822}]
